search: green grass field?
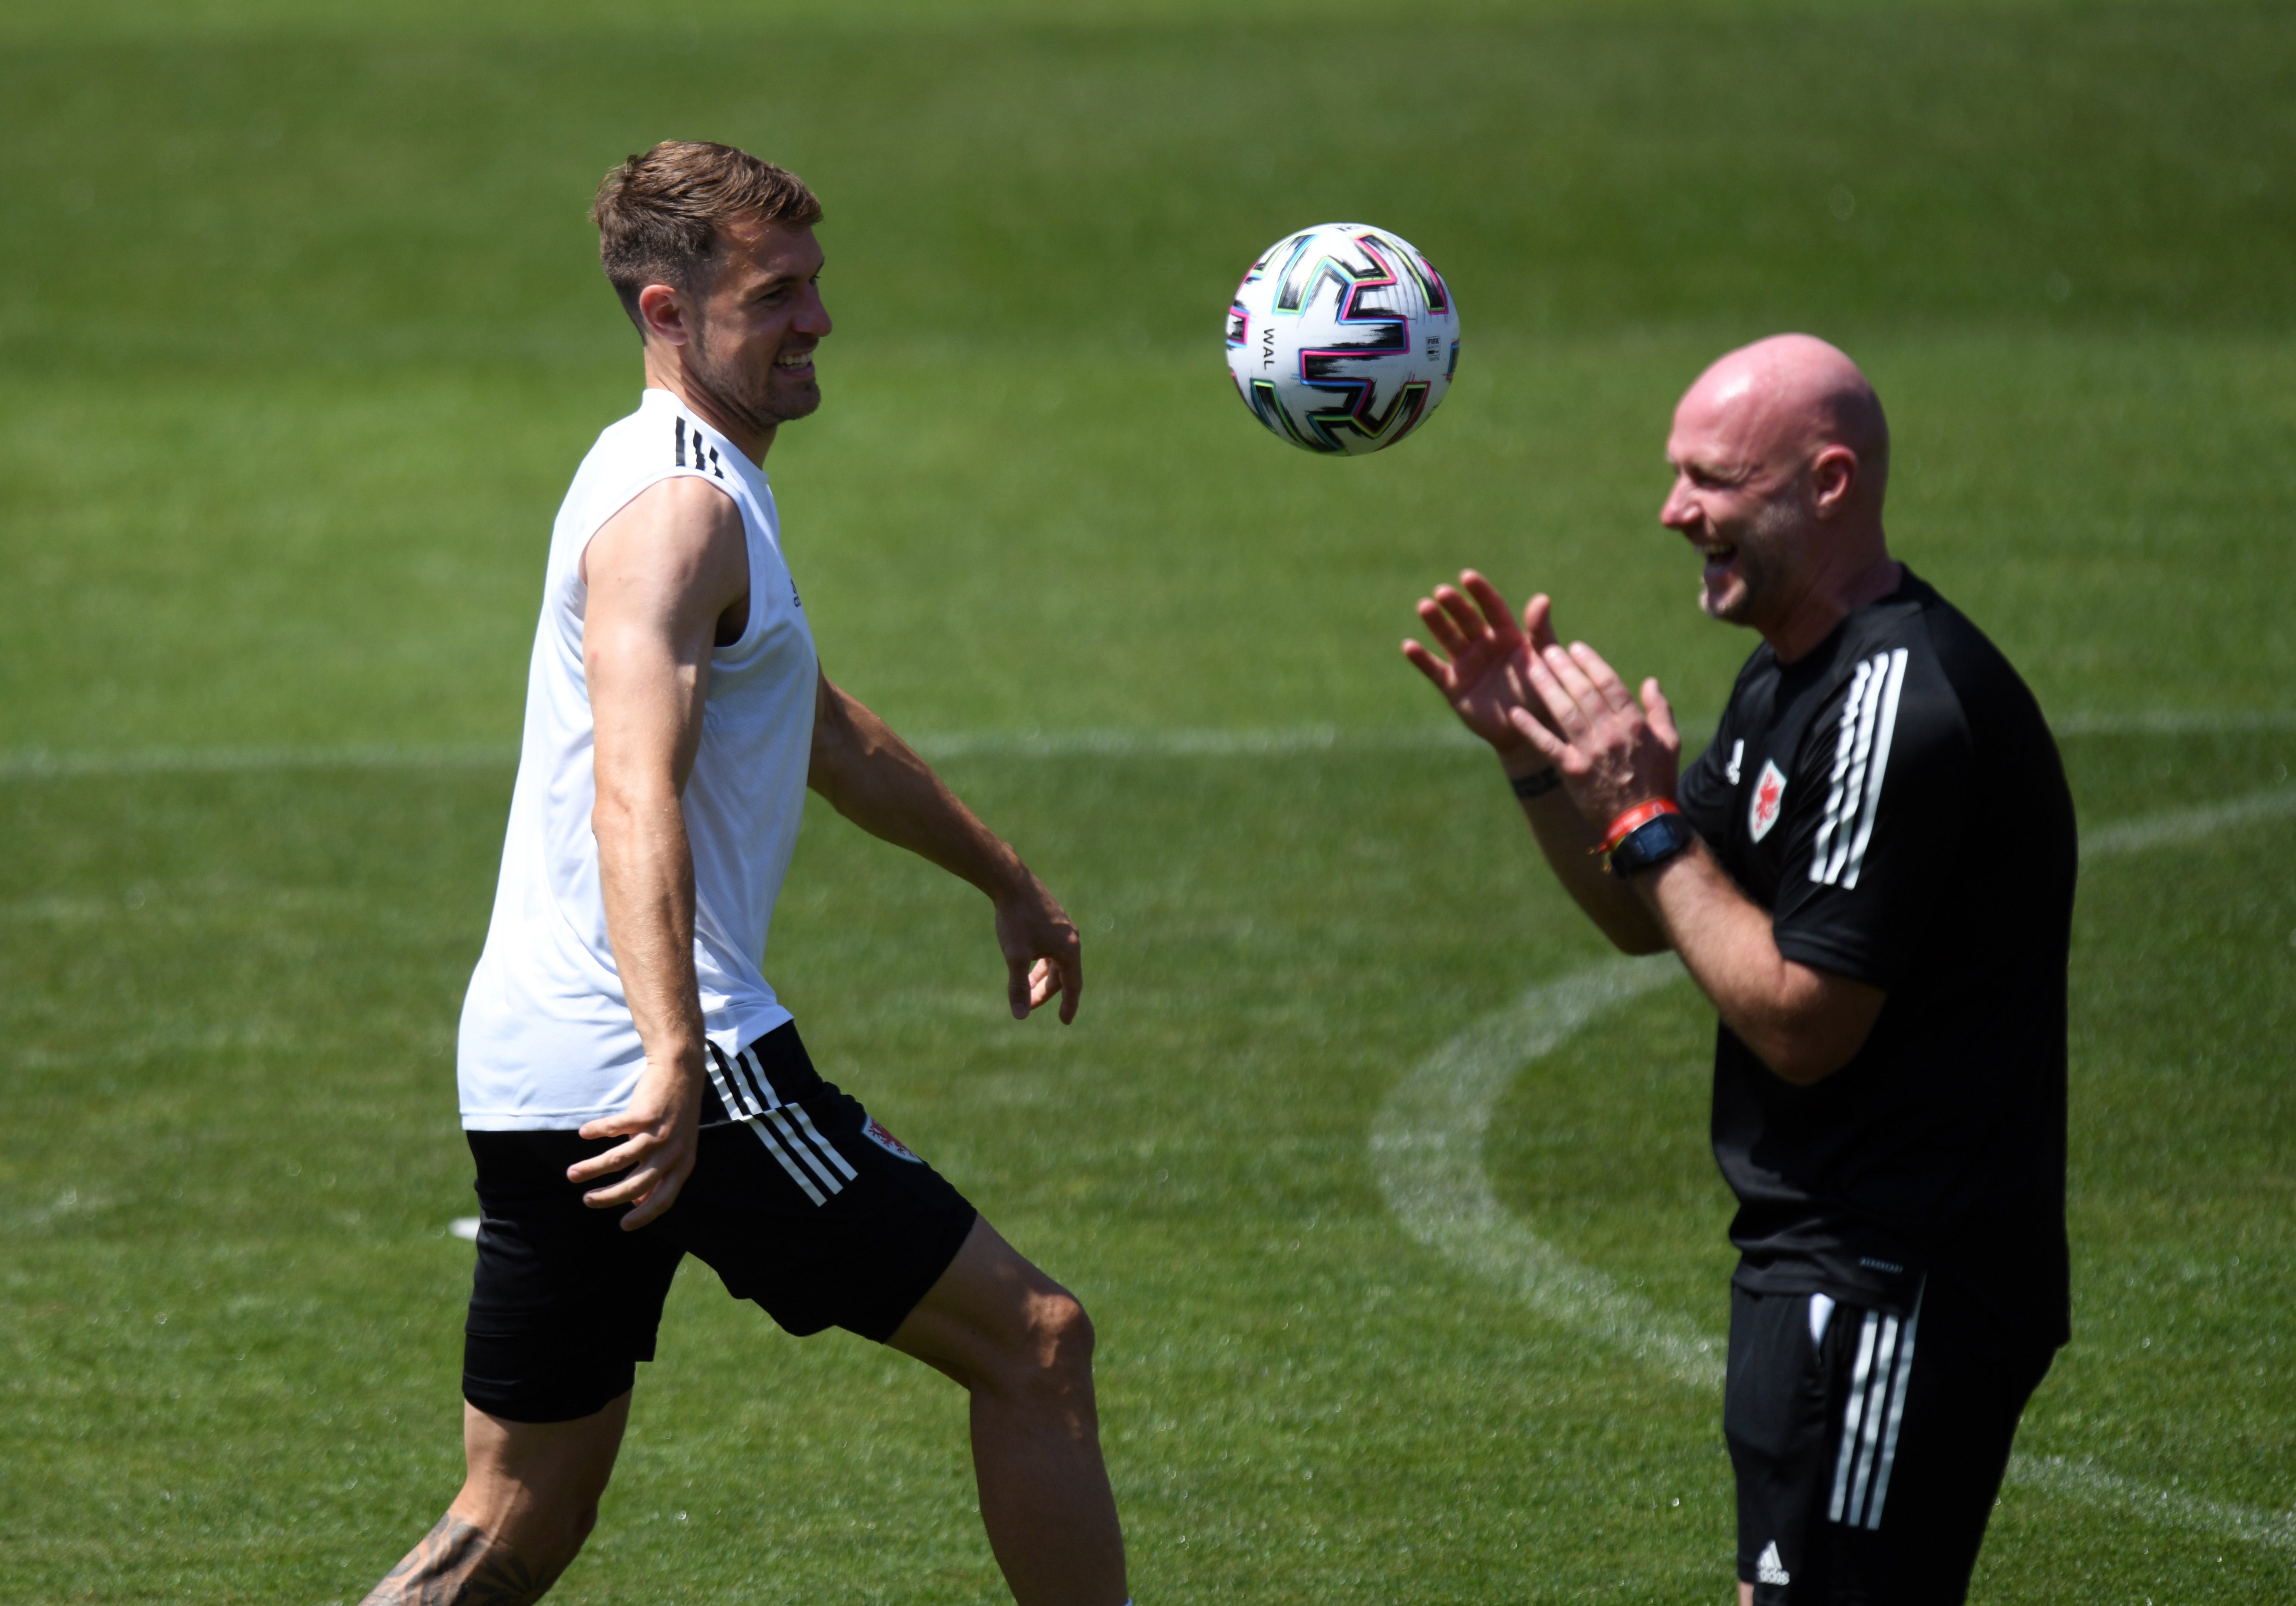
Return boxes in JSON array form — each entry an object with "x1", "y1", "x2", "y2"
[{"x1": 3, "y1": 1, "x2": 2292, "y2": 1600}]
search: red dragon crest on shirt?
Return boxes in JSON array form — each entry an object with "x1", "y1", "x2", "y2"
[{"x1": 1749, "y1": 758, "x2": 1788, "y2": 842}]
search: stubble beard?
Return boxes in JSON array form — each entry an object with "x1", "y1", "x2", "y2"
[
  {"x1": 1700, "y1": 497, "x2": 1801, "y2": 630},
  {"x1": 686, "y1": 316, "x2": 822, "y2": 442}
]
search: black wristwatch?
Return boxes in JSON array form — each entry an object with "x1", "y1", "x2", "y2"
[{"x1": 1607, "y1": 810, "x2": 1696, "y2": 878}]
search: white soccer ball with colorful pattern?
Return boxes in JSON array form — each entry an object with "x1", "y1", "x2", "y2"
[{"x1": 1225, "y1": 222, "x2": 1460, "y2": 456}]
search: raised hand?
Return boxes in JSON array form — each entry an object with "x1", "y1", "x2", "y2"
[
  {"x1": 1401, "y1": 570, "x2": 1564, "y2": 757},
  {"x1": 1510, "y1": 639, "x2": 1683, "y2": 829}
]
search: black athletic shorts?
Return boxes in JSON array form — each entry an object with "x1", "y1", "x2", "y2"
[
  {"x1": 1724, "y1": 1276, "x2": 2055, "y2": 1605},
  {"x1": 461, "y1": 1022, "x2": 978, "y2": 1424}
]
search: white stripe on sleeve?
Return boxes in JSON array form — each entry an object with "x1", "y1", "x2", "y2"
[
  {"x1": 1839, "y1": 648, "x2": 1910, "y2": 891},
  {"x1": 1822, "y1": 655, "x2": 1889, "y2": 884},
  {"x1": 1809, "y1": 658, "x2": 1874, "y2": 883}
]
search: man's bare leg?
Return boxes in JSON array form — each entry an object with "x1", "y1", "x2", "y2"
[
  {"x1": 360, "y1": 1393, "x2": 631, "y2": 1605},
  {"x1": 890, "y1": 1217, "x2": 1128, "y2": 1606}
]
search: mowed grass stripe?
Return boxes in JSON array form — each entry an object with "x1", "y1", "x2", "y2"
[{"x1": 3, "y1": 711, "x2": 2293, "y2": 780}]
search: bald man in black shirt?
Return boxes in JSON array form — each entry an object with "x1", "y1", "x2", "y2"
[{"x1": 1405, "y1": 334, "x2": 2073, "y2": 1606}]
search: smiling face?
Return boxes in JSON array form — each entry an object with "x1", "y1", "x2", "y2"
[
  {"x1": 678, "y1": 216, "x2": 831, "y2": 436},
  {"x1": 1660, "y1": 369, "x2": 1817, "y2": 629}
]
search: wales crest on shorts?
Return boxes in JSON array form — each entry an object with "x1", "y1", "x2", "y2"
[{"x1": 862, "y1": 1116, "x2": 923, "y2": 1163}]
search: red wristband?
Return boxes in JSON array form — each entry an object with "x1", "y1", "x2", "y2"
[{"x1": 1600, "y1": 798, "x2": 1681, "y2": 853}]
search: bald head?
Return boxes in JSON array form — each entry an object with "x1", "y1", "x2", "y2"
[
  {"x1": 1679, "y1": 333, "x2": 1889, "y2": 511},
  {"x1": 1660, "y1": 335, "x2": 1900, "y2": 656}
]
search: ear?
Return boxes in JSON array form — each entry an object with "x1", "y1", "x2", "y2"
[
  {"x1": 1810, "y1": 443, "x2": 1859, "y2": 521},
  {"x1": 636, "y1": 281, "x2": 691, "y2": 348}
]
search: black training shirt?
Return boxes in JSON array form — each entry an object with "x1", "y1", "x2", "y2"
[{"x1": 1676, "y1": 568, "x2": 2074, "y2": 1348}]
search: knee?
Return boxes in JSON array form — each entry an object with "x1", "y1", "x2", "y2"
[
  {"x1": 989, "y1": 1288, "x2": 1096, "y2": 1400},
  {"x1": 1038, "y1": 1291, "x2": 1096, "y2": 1374}
]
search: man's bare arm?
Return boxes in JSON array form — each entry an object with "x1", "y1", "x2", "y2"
[
  {"x1": 1403, "y1": 571, "x2": 1666, "y2": 952},
  {"x1": 807, "y1": 673, "x2": 1082, "y2": 1023},
  {"x1": 568, "y1": 476, "x2": 750, "y2": 1227},
  {"x1": 1512, "y1": 771, "x2": 1671, "y2": 955},
  {"x1": 1514, "y1": 636, "x2": 1884, "y2": 1084},
  {"x1": 1629, "y1": 843, "x2": 1884, "y2": 1082}
]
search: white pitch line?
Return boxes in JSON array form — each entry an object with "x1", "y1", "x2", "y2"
[
  {"x1": 1367, "y1": 955, "x2": 1721, "y2": 1385},
  {"x1": 2081, "y1": 787, "x2": 2296, "y2": 860},
  {"x1": 0, "y1": 710, "x2": 2287, "y2": 780},
  {"x1": 909, "y1": 726, "x2": 1473, "y2": 760},
  {"x1": 0, "y1": 742, "x2": 517, "y2": 780},
  {"x1": 1369, "y1": 791, "x2": 2296, "y2": 1551},
  {"x1": 2053, "y1": 709, "x2": 2296, "y2": 735},
  {"x1": 0, "y1": 728, "x2": 1477, "y2": 779},
  {"x1": 2006, "y1": 1456, "x2": 2296, "y2": 1552}
]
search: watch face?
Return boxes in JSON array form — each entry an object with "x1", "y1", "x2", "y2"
[{"x1": 1614, "y1": 812, "x2": 1692, "y2": 876}]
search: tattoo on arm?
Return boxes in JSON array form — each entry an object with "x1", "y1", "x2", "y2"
[{"x1": 360, "y1": 1513, "x2": 558, "y2": 1606}]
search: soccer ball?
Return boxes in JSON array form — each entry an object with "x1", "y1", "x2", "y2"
[{"x1": 1225, "y1": 222, "x2": 1460, "y2": 456}]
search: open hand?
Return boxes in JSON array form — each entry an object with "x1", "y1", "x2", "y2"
[
  {"x1": 1402, "y1": 571, "x2": 1564, "y2": 758},
  {"x1": 1512, "y1": 639, "x2": 1684, "y2": 829},
  {"x1": 571, "y1": 1058, "x2": 702, "y2": 1230},
  {"x1": 994, "y1": 869, "x2": 1083, "y2": 1024}
]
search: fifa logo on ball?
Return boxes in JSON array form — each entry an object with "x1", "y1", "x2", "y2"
[{"x1": 1225, "y1": 222, "x2": 1461, "y2": 456}]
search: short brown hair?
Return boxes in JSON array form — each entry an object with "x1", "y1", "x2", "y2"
[{"x1": 590, "y1": 141, "x2": 822, "y2": 327}]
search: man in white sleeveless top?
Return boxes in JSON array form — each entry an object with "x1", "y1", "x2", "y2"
[{"x1": 361, "y1": 142, "x2": 1129, "y2": 1606}]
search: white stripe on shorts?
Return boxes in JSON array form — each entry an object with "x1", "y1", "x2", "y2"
[
  {"x1": 1846, "y1": 1312, "x2": 1902, "y2": 1524},
  {"x1": 768, "y1": 1107, "x2": 847, "y2": 1195},
  {"x1": 721, "y1": 1048, "x2": 772, "y2": 1115},
  {"x1": 707, "y1": 1044, "x2": 827, "y2": 1205},
  {"x1": 741, "y1": 1046, "x2": 784, "y2": 1110},
  {"x1": 790, "y1": 1102, "x2": 859, "y2": 1181},
  {"x1": 750, "y1": 1118, "x2": 828, "y2": 1205},
  {"x1": 703, "y1": 1047, "x2": 750, "y2": 1120},
  {"x1": 1829, "y1": 1311, "x2": 1881, "y2": 1523},
  {"x1": 1863, "y1": 1282, "x2": 1926, "y2": 1529}
]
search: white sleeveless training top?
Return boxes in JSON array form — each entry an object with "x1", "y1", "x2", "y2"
[{"x1": 457, "y1": 388, "x2": 818, "y2": 1130}]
